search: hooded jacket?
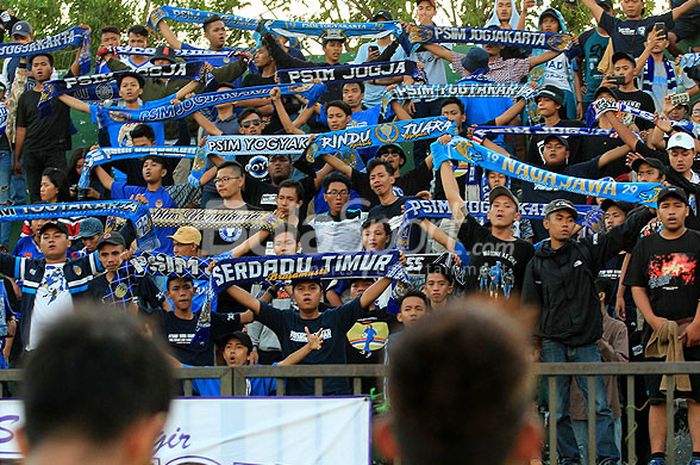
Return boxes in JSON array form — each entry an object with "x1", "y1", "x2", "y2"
[
  {"x1": 522, "y1": 207, "x2": 652, "y2": 346},
  {"x1": 485, "y1": 0, "x2": 521, "y2": 29}
]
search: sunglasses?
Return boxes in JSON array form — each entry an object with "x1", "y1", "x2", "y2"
[{"x1": 241, "y1": 119, "x2": 262, "y2": 128}]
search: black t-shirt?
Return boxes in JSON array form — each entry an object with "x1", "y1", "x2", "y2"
[
  {"x1": 155, "y1": 310, "x2": 243, "y2": 366},
  {"x1": 87, "y1": 273, "x2": 164, "y2": 310},
  {"x1": 624, "y1": 229, "x2": 700, "y2": 322},
  {"x1": 257, "y1": 298, "x2": 366, "y2": 395},
  {"x1": 599, "y1": 11, "x2": 674, "y2": 58},
  {"x1": 526, "y1": 120, "x2": 586, "y2": 167},
  {"x1": 16, "y1": 88, "x2": 72, "y2": 153},
  {"x1": 580, "y1": 132, "x2": 626, "y2": 178},
  {"x1": 614, "y1": 89, "x2": 656, "y2": 131},
  {"x1": 457, "y1": 214, "x2": 534, "y2": 296}
]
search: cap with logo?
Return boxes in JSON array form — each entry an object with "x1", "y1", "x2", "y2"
[
  {"x1": 371, "y1": 10, "x2": 394, "y2": 21},
  {"x1": 489, "y1": 186, "x2": 520, "y2": 209},
  {"x1": 77, "y1": 217, "x2": 104, "y2": 239},
  {"x1": 666, "y1": 132, "x2": 695, "y2": 151},
  {"x1": 600, "y1": 199, "x2": 632, "y2": 214},
  {"x1": 536, "y1": 85, "x2": 565, "y2": 106},
  {"x1": 149, "y1": 46, "x2": 178, "y2": 64},
  {"x1": 376, "y1": 144, "x2": 406, "y2": 163},
  {"x1": 321, "y1": 30, "x2": 347, "y2": 44},
  {"x1": 611, "y1": 51, "x2": 635, "y2": 66},
  {"x1": 544, "y1": 199, "x2": 578, "y2": 220},
  {"x1": 656, "y1": 186, "x2": 689, "y2": 206},
  {"x1": 543, "y1": 134, "x2": 570, "y2": 149},
  {"x1": 168, "y1": 226, "x2": 202, "y2": 246},
  {"x1": 10, "y1": 21, "x2": 32, "y2": 38},
  {"x1": 97, "y1": 231, "x2": 127, "y2": 249}
]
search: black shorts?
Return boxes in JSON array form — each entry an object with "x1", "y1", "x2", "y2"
[{"x1": 645, "y1": 345, "x2": 700, "y2": 403}]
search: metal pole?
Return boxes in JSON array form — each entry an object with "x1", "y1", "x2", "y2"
[
  {"x1": 587, "y1": 376, "x2": 596, "y2": 465},
  {"x1": 666, "y1": 376, "x2": 675, "y2": 465},
  {"x1": 626, "y1": 375, "x2": 637, "y2": 465},
  {"x1": 548, "y1": 376, "x2": 558, "y2": 465}
]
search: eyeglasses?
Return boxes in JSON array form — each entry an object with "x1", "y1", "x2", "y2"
[
  {"x1": 381, "y1": 151, "x2": 401, "y2": 157},
  {"x1": 241, "y1": 119, "x2": 262, "y2": 128},
  {"x1": 692, "y1": 109, "x2": 700, "y2": 116},
  {"x1": 326, "y1": 190, "x2": 349, "y2": 197},
  {"x1": 214, "y1": 176, "x2": 240, "y2": 184}
]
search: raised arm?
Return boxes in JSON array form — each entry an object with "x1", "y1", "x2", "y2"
[
  {"x1": 313, "y1": 163, "x2": 333, "y2": 191},
  {"x1": 58, "y1": 94, "x2": 90, "y2": 114},
  {"x1": 93, "y1": 165, "x2": 115, "y2": 191},
  {"x1": 420, "y1": 218, "x2": 457, "y2": 251},
  {"x1": 225, "y1": 285, "x2": 262, "y2": 315},
  {"x1": 598, "y1": 142, "x2": 632, "y2": 168},
  {"x1": 421, "y1": 43, "x2": 453, "y2": 62},
  {"x1": 391, "y1": 99, "x2": 413, "y2": 121},
  {"x1": 277, "y1": 327, "x2": 323, "y2": 366},
  {"x1": 321, "y1": 153, "x2": 352, "y2": 177},
  {"x1": 193, "y1": 111, "x2": 223, "y2": 136},
  {"x1": 174, "y1": 80, "x2": 200, "y2": 101},
  {"x1": 359, "y1": 277, "x2": 392, "y2": 308},
  {"x1": 493, "y1": 98, "x2": 527, "y2": 126},
  {"x1": 156, "y1": 19, "x2": 184, "y2": 49},
  {"x1": 230, "y1": 230, "x2": 271, "y2": 257},
  {"x1": 672, "y1": 0, "x2": 700, "y2": 20},
  {"x1": 271, "y1": 87, "x2": 305, "y2": 135},
  {"x1": 439, "y1": 152, "x2": 465, "y2": 220},
  {"x1": 529, "y1": 50, "x2": 562, "y2": 69},
  {"x1": 581, "y1": 0, "x2": 605, "y2": 23}
]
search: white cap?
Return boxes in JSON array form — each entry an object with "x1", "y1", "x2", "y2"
[{"x1": 667, "y1": 132, "x2": 696, "y2": 151}]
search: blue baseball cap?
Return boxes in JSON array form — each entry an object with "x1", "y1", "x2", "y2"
[{"x1": 77, "y1": 218, "x2": 104, "y2": 239}]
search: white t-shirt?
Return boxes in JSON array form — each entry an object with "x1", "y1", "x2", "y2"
[
  {"x1": 28, "y1": 264, "x2": 74, "y2": 350},
  {"x1": 540, "y1": 54, "x2": 573, "y2": 93}
]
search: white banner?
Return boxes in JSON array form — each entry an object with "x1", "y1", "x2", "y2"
[{"x1": 0, "y1": 397, "x2": 371, "y2": 465}]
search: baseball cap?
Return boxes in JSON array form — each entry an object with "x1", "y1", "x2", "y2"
[
  {"x1": 489, "y1": 186, "x2": 519, "y2": 209},
  {"x1": 372, "y1": 9, "x2": 394, "y2": 21},
  {"x1": 657, "y1": 186, "x2": 689, "y2": 205},
  {"x1": 631, "y1": 156, "x2": 666, "y2": 174},
  {"x1": 612, "y1": 51, "x2": 635, "y2": 66},
  {"x1": 460, "y1": 47, "x2": 490, "y2": 73},
  {"x1": 539, "y1": 8, "x2": 559, "y2": 23},
  {"x1": 39, "y1": 221, "x2": 69, "y2": 237},
  {"x1": 596, "y1": 0, "x2": 614, "y2": 8},
  {"x1": 96, "y1": 231, "x2": 126, "y2": 249},
  {"x1": 544, "y1": 199, "x2": 578, "y2": 220},
  {"x1": 168, "y1": 226, "x2": 202, "y2": 246},
  {"x1": 321, "y1": 30, "x2": 347, "y2": 44},
  {"x1": 217, "y1": 330, "x2": 253, "y2": 351},
  {"x1": 666, "y1": 131, "x2": 695, "y2": 151},
  {"x1": 593, "y1": 86, "x2": 617, "y2": 100},
  {"x1": 77, "y1": 217, "x2": 104, "y2": 239},
  {"x1": 536, "y1": 85, "x2": 564, "y2": 106},
  {"x1": 11, "y1": 21, "x2": 32, "y2": 38},
  {"x1": 149, "y1": 46, "x2": 178, "y2": 64},
  {"x1": 543, "y1": 134, "x2": 570, "y2": 149},
  {"x1": 600, "y1": 198, "x2": 632, "y2": 214}
]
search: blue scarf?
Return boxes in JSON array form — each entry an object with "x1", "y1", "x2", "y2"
[
  {"x1": 148, "y1": 6, "x2": 258, "y2": 31},
  {"x1": 0, "y1": 26, "x2": 91, "y2": 74},
  {"x1": 306, "y1": 117, "x2": 456, "y2": 160},
  {"x1": 404, "y1": 198, "x2": 598, "y2": 221},
  {"x1": 0, "y1": 104, "x2": 8, "y2": 132},
  {"x1": 260, "y1": 19, "x2": 401, "y2": 40},
  {"x1": 102, "y1": 82, "x2": 327, "y2": 123},
  {"x1": 188, "y1": 134, "x2": 310, "y2": 184},
  {"x1": 613, "y1": 101, "x2": 695, "y2": 134},
  {"x1": 432, "y1": 136, "x2": 664, "y2": 206},
  {"x1": 408, "y1": 26, "x2": 573, "y2": 53},
  {"x1": 39, "y1": 61, "x2": 214, "y2": 109},
  {"x1": 473, "y1": 125, "x2": 614, "y2": 138},
  {"x1": 278, "y1": 60, "x2": 418, "y2": 84},
  {"x1": 0, "y1": 201, "x2": 159, "y2": 251},
  {"x1": 381, "y1": 82, "x2": 534, "y2": 116},
  {"x1": 79, "y1": 146, "x2": 200, "y2": 189},
  {"x1": 642, "y1": 55, "x2": 680, "y2": 94},
  {"x1": 680, "y1": 53, "x2": 700, "y2": 72},
  {"x1": 112, "y1": 45, "x2": 254, "y2": 61},
  {"x1": 130, "y1": 252, "x2": 214, "y2": 280}
]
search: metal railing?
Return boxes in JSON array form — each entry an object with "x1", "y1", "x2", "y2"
[{"x1": 2, "y1": 362, "x2": 700, "y2": 465}]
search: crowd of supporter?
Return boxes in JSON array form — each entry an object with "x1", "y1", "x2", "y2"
[{"x1": 0, "y1": 0, "x2": 699, "y2": 463}]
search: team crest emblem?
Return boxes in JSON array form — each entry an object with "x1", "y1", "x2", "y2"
[
  {"x1": 287, "y1": 83, "x2": 314, "y2": 93},
  {"x1": 192, "y1": 151, "x2": 206, "y2": 172},
  {"x1": 155, "y1": 199, "x2": 164, "y2": 208},
  {"x1": 114, "y1": 283, "x2": 128, "y2": 299},
  {"x1": 374, "y1": 123, "x2": 400, "y2": 144},
  {"x1": 245, "y1": 155, "x2": 269, "y2": 179},
  {"x1": 95, "y1": 83, "x2": 115, "y2": 100},
  {"x1": 73, "y1": 266, "x2": 82, "y2": 276},
  {"x1": 408, "y1": 25, "x2": 434, "y2": 44},
  {"x1": 547, "y1": 33, "x2": 574, "y2": 51},
  {"x1": 347, "y1": 322, "x2": 389, "y2": 357}
]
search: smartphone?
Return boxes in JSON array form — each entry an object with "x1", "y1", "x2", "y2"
[
  {"x1": 368, "y1": 45, "x2": 379, "y2": 54},
  {"x1": 654, "y1": 22, "x2": 667, "y2": 37},
  {"x1": 536, "y1": 0, "x2": 543, "y2": 5},
  {"x1": 670, "y1": 92, "x2": 690, "y2": 105},
  {"x1": 608, "y1": 75, "x2": 625, "y2": 85}
]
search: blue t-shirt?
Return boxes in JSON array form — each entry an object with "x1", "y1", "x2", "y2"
[
  {"x1": 257, "y1": 297, "x2": 366, "y2": 395},
  {"x1": 11, "y1": 236, "x2": 43, "y2": 259},
  {"x1": 353, "y1": 42, "x2": 407, "y2": 108},
  {"x1": 111, "y1": 182, "x2": 178, "y2": 253},
  {"x1": 181, "y1": 43, "x2": 244, "y2": 88},
  {"x1": 187, "y1": 364, "x2": 278, "y2": 397},
  {"x1": 89, "y1": 97, "x2": 167, "y2": 147},
  {"x1": 462, "y1": 96, "x2": 511, "y2": 147}
]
